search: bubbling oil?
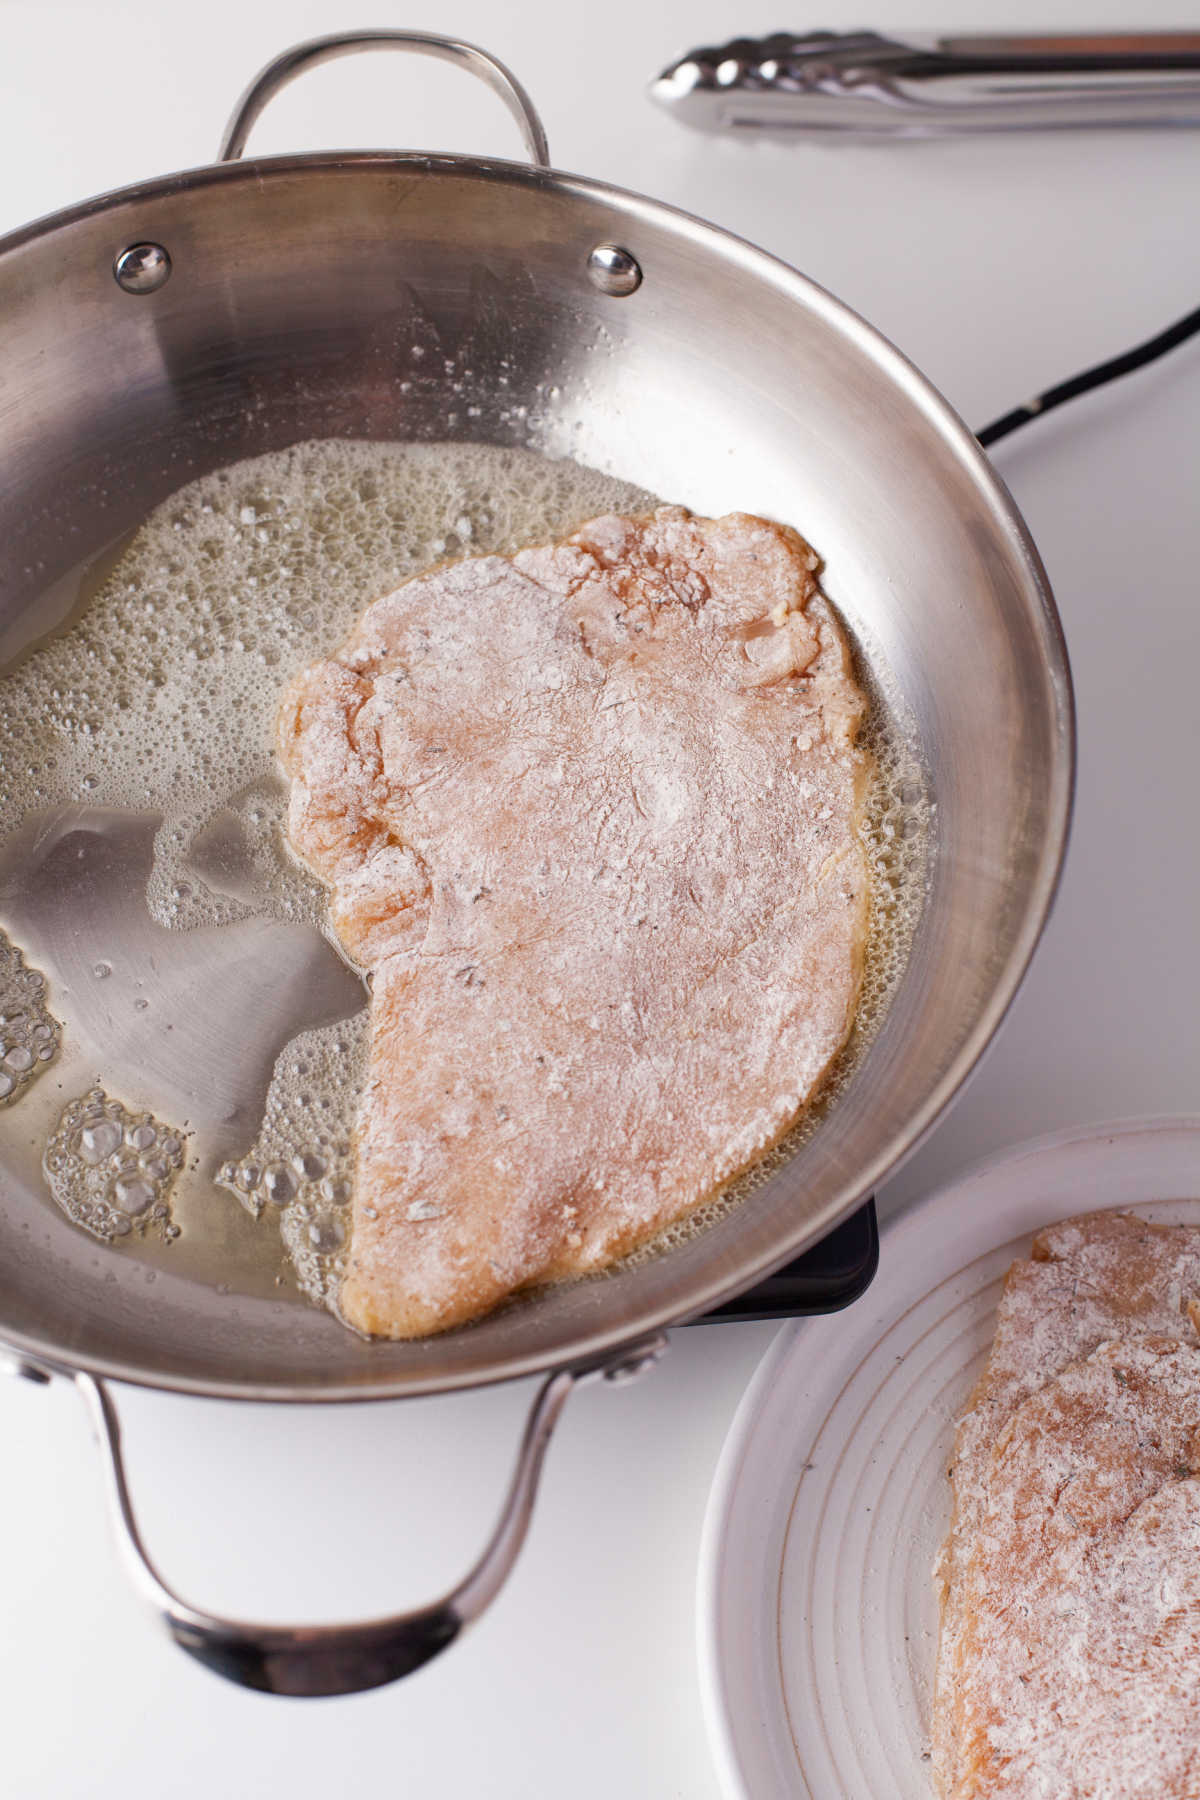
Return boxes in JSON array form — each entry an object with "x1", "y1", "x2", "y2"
[
  {"x1": 0, "y1": 437, "x2": 929, "y2": 1318},
  {"x1": 43, "y1": 1087, "x2": 185, "y2": 1243},
  {"x1": 215, "y1": 1012, "x2": 369, "y2": 1323},
  {"x1": 0, "y1": 929, "x2": 61, "y2": 1106},
  {"x1": 0, "y1": 441, "x2": 655, "y2": 935}
]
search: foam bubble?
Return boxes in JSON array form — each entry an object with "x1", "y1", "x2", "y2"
[
  {"x1": 0, "y1": 929, "x2": 61, "y2": 1106},
  {"x1": 43, "y1": 1086, "x2": 185, "y2": 1242},
  {"x1": 216, "y1": 1011, "x2": 369, "y2": 1319}
]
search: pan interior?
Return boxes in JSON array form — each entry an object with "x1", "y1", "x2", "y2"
[{"x1": 0, "y1": 156, "x2": 1070, "y2": 1397}]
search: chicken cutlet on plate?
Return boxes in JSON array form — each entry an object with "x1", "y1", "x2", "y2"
[
  {"x1": 935, "y1": 1212, "x2": 1200, "y2": 1798},
  {"x1": 279, "y1": 506, "x2": 869, "y2": 1337}
]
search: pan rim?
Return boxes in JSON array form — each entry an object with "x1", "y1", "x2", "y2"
[{"x1": 0, "y1": 149, "x2": 1075, "y2": 1401}]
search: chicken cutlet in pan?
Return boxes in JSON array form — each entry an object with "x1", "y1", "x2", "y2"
[{"x1": 279, "y1": 506, "x2": 870, "y2": 1337}]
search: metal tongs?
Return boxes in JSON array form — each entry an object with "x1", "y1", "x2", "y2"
[{"x1": 651, "y1": 30, "x2": 1200, "y2": 135}]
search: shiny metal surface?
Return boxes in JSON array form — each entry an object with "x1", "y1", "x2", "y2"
[
  {"x1": 652, "y1": 30, "x2": 1200, "y2": 135},
  {"x1": 218, "y1": 30, "x2": 551, "y2": 168},
  {"x1": 76, "y1": 1333, "x2": 667, "y2": 1694},
  {"x1": 0, "y1": 126, "x2": 1072, "y2": 1401},
  {"x1": 113, "y1": 241, "x2": 172, "y2": 294},
  {"x1": 586, "y1": 243, "x2": 643, "y2": 296}
]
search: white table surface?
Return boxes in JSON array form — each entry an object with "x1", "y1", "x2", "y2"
[{"x1": 1, "y1": 1, "x2": 1197, "y2": 1795}]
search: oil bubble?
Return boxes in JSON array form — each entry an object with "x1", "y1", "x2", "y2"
[
  {"x1": 43, "y1": 1088, "x2": 186, "y2": 1243},
  {"x1": 0, "y1": 929, "x2": 61, "y2": 1107},
  {"x1": 217, "y1": 1012, "x2": 369, "y2": 1316}
]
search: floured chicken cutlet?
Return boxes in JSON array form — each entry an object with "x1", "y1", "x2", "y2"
[
  {"x1": 935, "y1": 1212, "x2": 1200, "y2": 1798},
  {"x1": 279, "y1": 506, "x2": 869, "y2": 1337},
  {"x1": 934, "y1": 1212, "x2": 1200, "y2": 1792},
  {"x1": 949, "y1": 1337, "x2": 1200, "y2": 1799}
]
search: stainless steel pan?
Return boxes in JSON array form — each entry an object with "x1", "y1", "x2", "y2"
[{"x1": 0, "y1": 32, "x2": 1073, "y2": 1695}]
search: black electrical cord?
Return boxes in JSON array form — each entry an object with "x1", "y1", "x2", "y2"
[{"x1": 976, "y1": 300, "x2": 1200, "y2": 448}]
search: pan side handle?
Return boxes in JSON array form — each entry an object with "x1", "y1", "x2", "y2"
[
  {"x1": 71, "y1": 1339, "x2": 665, "y2": 1697},
  {"x1": 218, "y1": 30, "x2": 551, "y2": 168}
]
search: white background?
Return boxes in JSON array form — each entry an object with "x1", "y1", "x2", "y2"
[{"x1": 0, "y1": 1, "x2": 1197, "y2": 1795}]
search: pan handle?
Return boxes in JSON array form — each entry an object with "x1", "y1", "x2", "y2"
[
  {"x1": 71, "y1": 1338, "x2": 665, "y2": 1697},
  {"x1": 218, "y1": 30, "x2": 551, "y2": 168}
]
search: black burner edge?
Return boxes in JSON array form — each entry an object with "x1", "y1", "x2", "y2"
[{"x1": 690, "y1": 1197, "x2": 879, "y2": 1324}]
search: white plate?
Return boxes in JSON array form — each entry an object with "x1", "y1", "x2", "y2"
[{"x1": 697, "y1": 1117, "x2": 1200, "y2": 1800}]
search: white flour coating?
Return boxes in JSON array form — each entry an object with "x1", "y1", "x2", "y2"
[
  {"x1": 234, "y1": 677, "x2": 927, "y2": 1325},
  {"x1": 282, "y1": 506, "x2": 871, "y2": 1337},
  {"x1": 619, "y1": 710, "x2": 927, "y2": 1265},
  {"x1": 935, "y1": 1213, "x2": 1200, "y2": 1799},
  {"x1": 947, "y1": 1337, "x2": 1200, "y2": 1798},
  {"x1": 972, "y1": 1476, "x2": 1200, "y2": 1797},
  {"x1": 0, "y1": 928, "x2": 60, "y2": 1105}
]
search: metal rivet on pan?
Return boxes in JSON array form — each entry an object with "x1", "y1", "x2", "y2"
[
  {"x1": 0, "y1": 1352, "x2": 52, "y2": 1385},
  {"x1": 113, "y1": 242, "x2": 173, "y2": 295},
  {"x1": 603, "y1": 1338, "x2": 667, "y2": 1385},
  {"x1": 587, "y1": 244, "x2": 643, "y2": 297}
]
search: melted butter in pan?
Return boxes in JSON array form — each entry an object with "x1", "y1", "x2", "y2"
[{"x1": 0, "y1": 440, "x2": 928, "y2": 1312}]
